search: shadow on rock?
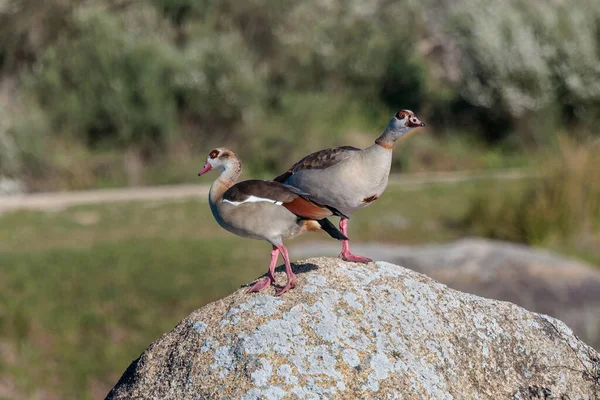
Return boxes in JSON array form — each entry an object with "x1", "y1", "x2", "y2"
[{"x1": 241, "y1": 262, "x2": 319, "y2": 289}]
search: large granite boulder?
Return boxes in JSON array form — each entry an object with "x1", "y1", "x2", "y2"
[
  {"x1": 107, "y1": 257, "x2": 599, "y2": 399},
  {"x1": 294, "y1": 238, "x2": 600, "y2": 350}
]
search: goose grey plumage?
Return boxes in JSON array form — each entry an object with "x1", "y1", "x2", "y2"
[
  {"x1": 274, "y1": 110, "x2": 425, "y2": 263},
  {"x1": 198, "y1": 148, "x2": 347, "y2": 295}
]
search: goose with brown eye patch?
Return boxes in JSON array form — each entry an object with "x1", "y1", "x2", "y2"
[
  {"x1": 197, "y1": 147, "x2": 348, "y2": 296},
  {"x1": 274, "y1": 109, "x2": 425, "y2": 263}
]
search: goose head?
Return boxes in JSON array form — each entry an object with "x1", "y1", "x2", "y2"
[
  {"x1": 378, "y1": 109, "x2": 425, "y2": 144},
  {"x1": 389, "y1": 109, "x2": 425, "y2": 132},
  {"x1": 198, "y1": 148, "x2": 238, "y2": 175}
]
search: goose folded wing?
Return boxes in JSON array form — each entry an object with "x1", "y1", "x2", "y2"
[
  {"x1": 274, "y1": 146, "x2": 360, "y2": 183},
  {"x1": 223, "y1": 180, "x2": 345, "y2": 220}
]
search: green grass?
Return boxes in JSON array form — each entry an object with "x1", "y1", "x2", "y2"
[
  {"x1": 0, "y1": 178, "x2": 565, "y2": 399},
  {"x1": 1, "y1": 238, "x2": 268, "y2": 398}
]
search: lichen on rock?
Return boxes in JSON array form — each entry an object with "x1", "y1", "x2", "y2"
[{"x1": 106, "y1": 257, "x2": 600, "y2": 399}]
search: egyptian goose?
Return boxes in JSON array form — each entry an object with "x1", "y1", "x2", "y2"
[
  {"x1": 198, "y1": 148, "x2": 348, "y2": 295},
  {"x1": 274, "y1": 110, "x2": 425, "y2": 263}
]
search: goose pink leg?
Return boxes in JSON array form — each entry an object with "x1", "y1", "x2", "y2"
[
  {"x1": 275, "y1": 245, "x2": 296, "y2": 296},
  {"x1": 339, "y1": 218, "x2": 372, "y2": 263},
  {"x1": 248, "y1": 246, "x2": 279, "y2": 293}
]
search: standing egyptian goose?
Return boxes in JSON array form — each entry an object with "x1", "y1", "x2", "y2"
[
  {"x1": 274, "y1": 110, "x2": 425, "y2": 263},
  {"x1": 198, "y1": 148, "x2": 348, "y2": 295}
]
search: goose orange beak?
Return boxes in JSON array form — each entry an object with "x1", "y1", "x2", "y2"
[{"x1": 198, "y1": 162, "x2": 212, "y2": 176}]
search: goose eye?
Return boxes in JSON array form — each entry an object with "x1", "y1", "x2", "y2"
[
  {"x1": 396, "y1": 111, "x2": 406, "y2": 120},
  {"x1": 209, "y1": 150, "x2": 219, "y2": 159}
]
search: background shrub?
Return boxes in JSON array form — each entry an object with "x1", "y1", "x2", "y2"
[
  {"x1": 26, "y1": 9, "x2": 180, "y2": 150},
  {"x1": 1, "y1": 0, "x2": 599, "y2": 187}
]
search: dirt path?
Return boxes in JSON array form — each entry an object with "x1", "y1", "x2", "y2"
[{"x1": 0, "y1": 169, "x2": 533, "y2": 213}]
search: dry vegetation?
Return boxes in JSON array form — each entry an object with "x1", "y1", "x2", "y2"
[{"x1": 462, "y1": 137, "x2": 600, "y2": 262}]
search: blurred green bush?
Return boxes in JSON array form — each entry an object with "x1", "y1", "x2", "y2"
[
  {"x1": 0, "y1": 0, "x2": 599, "y2": 189},
  {"x1": 29, "y1": 9, "x2": 179, "y2": 150},
  {"x1": 444, "y1": 0, "x2": 600, "y2": 140}
]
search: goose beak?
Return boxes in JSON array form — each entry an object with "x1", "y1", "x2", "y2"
[
  {"x1": 198, "y1": 162, "x2": 212, "y2": 176},
  {"x1": 408, "y1": 116, "x2": 425, "y2": 128}
]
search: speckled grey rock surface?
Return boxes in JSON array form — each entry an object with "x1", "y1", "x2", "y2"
[
  {"x1": 294, "y1": 238, "x2": 600, "y2": 350},
  {"x1": 106, "y1": 257, "x2": 600, "y2": 400}
]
